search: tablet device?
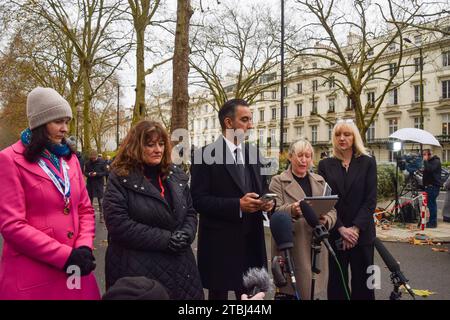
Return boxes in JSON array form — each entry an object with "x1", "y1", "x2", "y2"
[{"x1": 301, "y1": 195, "x2": 338, "y2": 217}]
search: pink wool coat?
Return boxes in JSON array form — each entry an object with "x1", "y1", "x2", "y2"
[{"x1": 0, "y1": 141, "x2": 100, "y2": 300}]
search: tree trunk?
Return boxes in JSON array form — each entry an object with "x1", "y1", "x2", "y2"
[
  {"x1": 170, "y1": 0, "x2": 193, "y2": 133},
  {"x1": 133, "y1": 24, "x2": 146, "y2": 124},
  {"x1": 82, "y1": 64, "x2": 91, "y2": 152}
]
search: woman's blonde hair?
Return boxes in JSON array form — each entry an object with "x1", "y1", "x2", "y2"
[
  {"x1": 332, "y1": 121, "x2": 369, "y2": 160},
  {"x1": 288, "y1": 139, "x2": 314, "y2": 159}
]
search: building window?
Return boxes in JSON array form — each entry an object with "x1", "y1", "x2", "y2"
[
  {"x1": 271, "y1": 107, "x2": 277, "y2": 120},
  {"x1": 296, "y1": 103, "x2": 302, "y2": 117},
  {"x1": 414, "y1": 57, "x2": 423, "y2": 72},
  {"x1": 259, "y1": 129, "x2": 265, "y2": 146},
  {"x1": 312, "y1": 100, "x2": 318, "y2": 114},
  {"x1": 414, "y1": 84, "x2": 423, "y2": 102},
  {"x1": 312, "y1": 62, "x2": 317, "y2": 69},
  {"x1": 260, "y1": 92, "x2": 264, "y2": 101},
  {"x1": 442, "y1": 114, "x2": 450, "y2": 135},
  {"x1": 283, "y1": 86, "x2": 288, "y2": 98},
  {"x1": 347, "y1": 53, "x2": 353, "y2": 60},
  {"x1": 389, "y1": 63, "x2": 397, "y2": 76},
  {"x1": 389, "y1": 151, "x2": 396, "y2": 162},
  {"x1": 366, "y1": 122, "x2": 375, "y2": 142},
  {"x1": 272, "y1": 91, "x2": 277, "y2": 100},
  {"x1": 270, "y1": 129, "x2": 276, "y2": 146},
  {"x1": 312, "y1": 80, "x2": 318, "y2": 92},
  {"x1": 367, "y1": 92, "x2": 375, "y2": 107},
  {"x1": 414, "y1": 117, "x2": 420, "y2": 129},
  {"x1": 328, "y1": 124, "x2": 333, "y2": 141},
  {"x1": 443, "y1": 80, "x2": 450, "y2": 99},
  {"x1": 296, "y1": 126, "x2": 303, "y2": 137},
  {"x1": 388, "y1": 43, "x2": 396, "y2": 51},
  {"x1": 329, "y1": 76, "x2": 335, "y2": 89},
  {"x1": 347, "y1": 97, "x2": 355, "y2": 110},
  {"x1": 211, "y1": 117, "x2": 215, "y2": 128},
  {"x1": 259, "y1": 109, "x2": 265, "y2": 122},
  {"x1": 389, "y1": 118, "x2": 398, "y2": 135},
  {"x1": 368, "y1": 48, "x2": 374, "y2": 57},
  {"x1": 389, "y1": 88, "x2": 398, "y2": 105},
  {"x1": 369, "y1": 68, "x2": 375, "y2": 80},
  {"x1": 330, "y1": 60, "x2": 336, "y2": 66},
  {"x1": 204, "y1": 118, "x2": 208, "y2": 130},
  {"x1": 311, "y1": 126, "x2": 318, "y2": 143},
  {"x1": 443, "y1": 149, "x2": 450, "y2": 162},
  {"x1": 282, "y1": 128, "x2": 288, "y2": 143},
  {"x1": 297, "y1": 83, "x2": 303, "y2": 94},
  {"x1": 328, "y1": 98, "x2": 335, "y2": 112},
  {"x1": 443, "y1": 51, "x2": 450, "y2": 67},
  {"x1": 282, "y1": 105, "x2": 288, "y2": 119},
  {"x1": 414, "y1": 35, "x2": 422, "y2": 45}
]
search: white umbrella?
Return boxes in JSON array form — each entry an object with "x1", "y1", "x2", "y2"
[{"x1": 389, "y1": 128, "x2": 441, "y2": 147}]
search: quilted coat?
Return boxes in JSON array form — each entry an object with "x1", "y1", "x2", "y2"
[{"x1": 103, "y1": 165, "x2": 204, "y2": 300}]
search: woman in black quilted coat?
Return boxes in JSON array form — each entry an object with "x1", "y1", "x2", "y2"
[{"x1": 103, "y1": 120, "x2": 204, "y2": 300}]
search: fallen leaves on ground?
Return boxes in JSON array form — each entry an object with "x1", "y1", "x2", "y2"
[
  {"x1": 431, "y1": 247, "x2": 449, "y2": 252},
  {"x1": 401, "y1": 288, "x2": 436, "y2": 297}
]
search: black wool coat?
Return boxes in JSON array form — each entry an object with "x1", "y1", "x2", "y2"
[
  {"x1": 318, "y1": 155, "x2": 377, "y2": 246},
  {"x1": 190, "y1": 137, "x2": 268, "y2": 291},
  {"x1": 103, "y1": 164, "x2": 204, "y2": 300},
  {"x1": 84, "y1": 159, "x2": 107, "y2": 198}
]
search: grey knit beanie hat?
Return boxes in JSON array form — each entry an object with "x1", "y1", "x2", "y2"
[{"x1": 26, "y1": 87, "x2": 72, "y2": 130}]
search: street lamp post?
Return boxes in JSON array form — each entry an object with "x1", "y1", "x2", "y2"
[
  {"x1": 404, "y1": 37, "x2": 424, "y2": 130},
  {"x1": 116, "y1": 83, "x2": 120, "y2": 150},
  {"x1": 279, "y1": 0, "x2": 285, "y2": 154}
]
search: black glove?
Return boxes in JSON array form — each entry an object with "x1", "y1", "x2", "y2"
[
  {"x1": 167, "y1": 230, "x2": 190, "y2": 254},
  {"x1": 63, "y1": 246, "x2": 96, "y2": 276}
]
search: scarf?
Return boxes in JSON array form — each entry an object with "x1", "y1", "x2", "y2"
[{"x1": 21, "y1": 128, "x2": 70, "y2": 171}]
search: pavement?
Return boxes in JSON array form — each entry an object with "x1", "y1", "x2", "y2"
[{"x1": 375, "y1": 191, "x2": 450, "y2": 242}]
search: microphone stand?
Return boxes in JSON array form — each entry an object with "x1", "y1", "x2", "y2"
[
  {"x1": 389, "y1": 271, "x2": 416, "y2": 300},
  {"x1": 310, "y1": 224, "x2": 331, "y2": 300},
  {"x1": 310, "y1": 233, "x2": 322, "y2": 300}
]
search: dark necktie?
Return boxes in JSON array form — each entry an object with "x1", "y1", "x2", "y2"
[{"x1": 234, "y1": 148, "x2": 246, "y2": 189}]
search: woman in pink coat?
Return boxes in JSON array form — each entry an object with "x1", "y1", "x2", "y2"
[{"x1": 0, "y1": 87, "x2": 100, "y2": 300}]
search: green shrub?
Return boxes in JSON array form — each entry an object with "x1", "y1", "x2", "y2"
[{"x1": 377, "y1": 164, "x2": 404, "y2": 199}]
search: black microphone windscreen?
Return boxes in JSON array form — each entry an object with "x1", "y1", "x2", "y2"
[
  {"x1": 300, "y1": 201, "x2": 320, "y2": 228},
  {"x1": 374, "y1": 238, "x2": 400, "y2": 273},
  {"x1": 270, "y1": 211, "x2": 293, "y2": 250},
  {"x1": 243, "y1": 268, "x2": 273, "y2": 294}
]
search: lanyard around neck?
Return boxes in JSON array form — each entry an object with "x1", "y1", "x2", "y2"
[{"x1": 38, "y1": 159, "x2": 71, "y2": 200}]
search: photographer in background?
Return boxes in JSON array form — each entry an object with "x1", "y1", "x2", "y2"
[{"x1": 422, "y1": 149, "x2": 441, "y2": 228}]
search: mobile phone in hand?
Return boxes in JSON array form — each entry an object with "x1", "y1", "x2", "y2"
[{"x1": 259, "y1": 193, "x2": 277, "y2": 202}]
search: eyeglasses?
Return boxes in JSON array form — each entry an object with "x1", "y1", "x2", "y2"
[{"x1": 336, "y1": 119, "x2": 355, "y2": 124}]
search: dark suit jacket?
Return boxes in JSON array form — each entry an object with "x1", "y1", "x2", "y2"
[
  {"x1": 318, "y1": 155, "x2": 377, "y2": 246},
  {"x1": 190, "y1": 136, "x2": 268, "y2": 290}
]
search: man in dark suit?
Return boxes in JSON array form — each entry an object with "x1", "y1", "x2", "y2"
[{"x1": 190, "y1": 99, "x2": 274, "y2": 300}]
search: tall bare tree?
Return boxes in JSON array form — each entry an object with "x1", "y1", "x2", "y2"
[
  {"x1": 189, "y1": 2, "x2": 289, "y2": 110},
  {"x1": 289, "y1": 0, "x2": 423, "y2": 141},
  {"x1": 11, "y1": 0, "x2": 132, "y2": 151},
  {"x1": 170, "y1": 0, "x2": 193, "y2": 132},
  {"x1": 128, "y1": 0, "x2": 173, "y2": 123}
]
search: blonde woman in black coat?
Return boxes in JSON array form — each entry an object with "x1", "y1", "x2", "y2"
[
  {"x1": 103, "y1": 120, "x2": 203, "y2": 300},
  {"x1": 318, "y1": 120, "x2": 377, "y2": 300}
]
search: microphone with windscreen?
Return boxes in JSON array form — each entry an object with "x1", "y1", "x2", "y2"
[
  {"x1": 269, "y1": 211, "x2": 300, "y2": 299},
  {"x1": 300, "y1": 201, "x2": 336, "y2": 257},
  {"x1": 242, "y1": 267, "x2": 273, "y2": 298},
  {"x1": 374, "y1": 238, "x2": 415, "y2": 299}
]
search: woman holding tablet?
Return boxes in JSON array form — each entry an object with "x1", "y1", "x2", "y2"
[{"x1": 269, "y1": 139, "x2": 336, "y2": 300}]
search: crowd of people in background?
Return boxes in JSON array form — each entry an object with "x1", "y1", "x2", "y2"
[{"x1": 0, "y1": 86, "x2": 445, "y2": 301}]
